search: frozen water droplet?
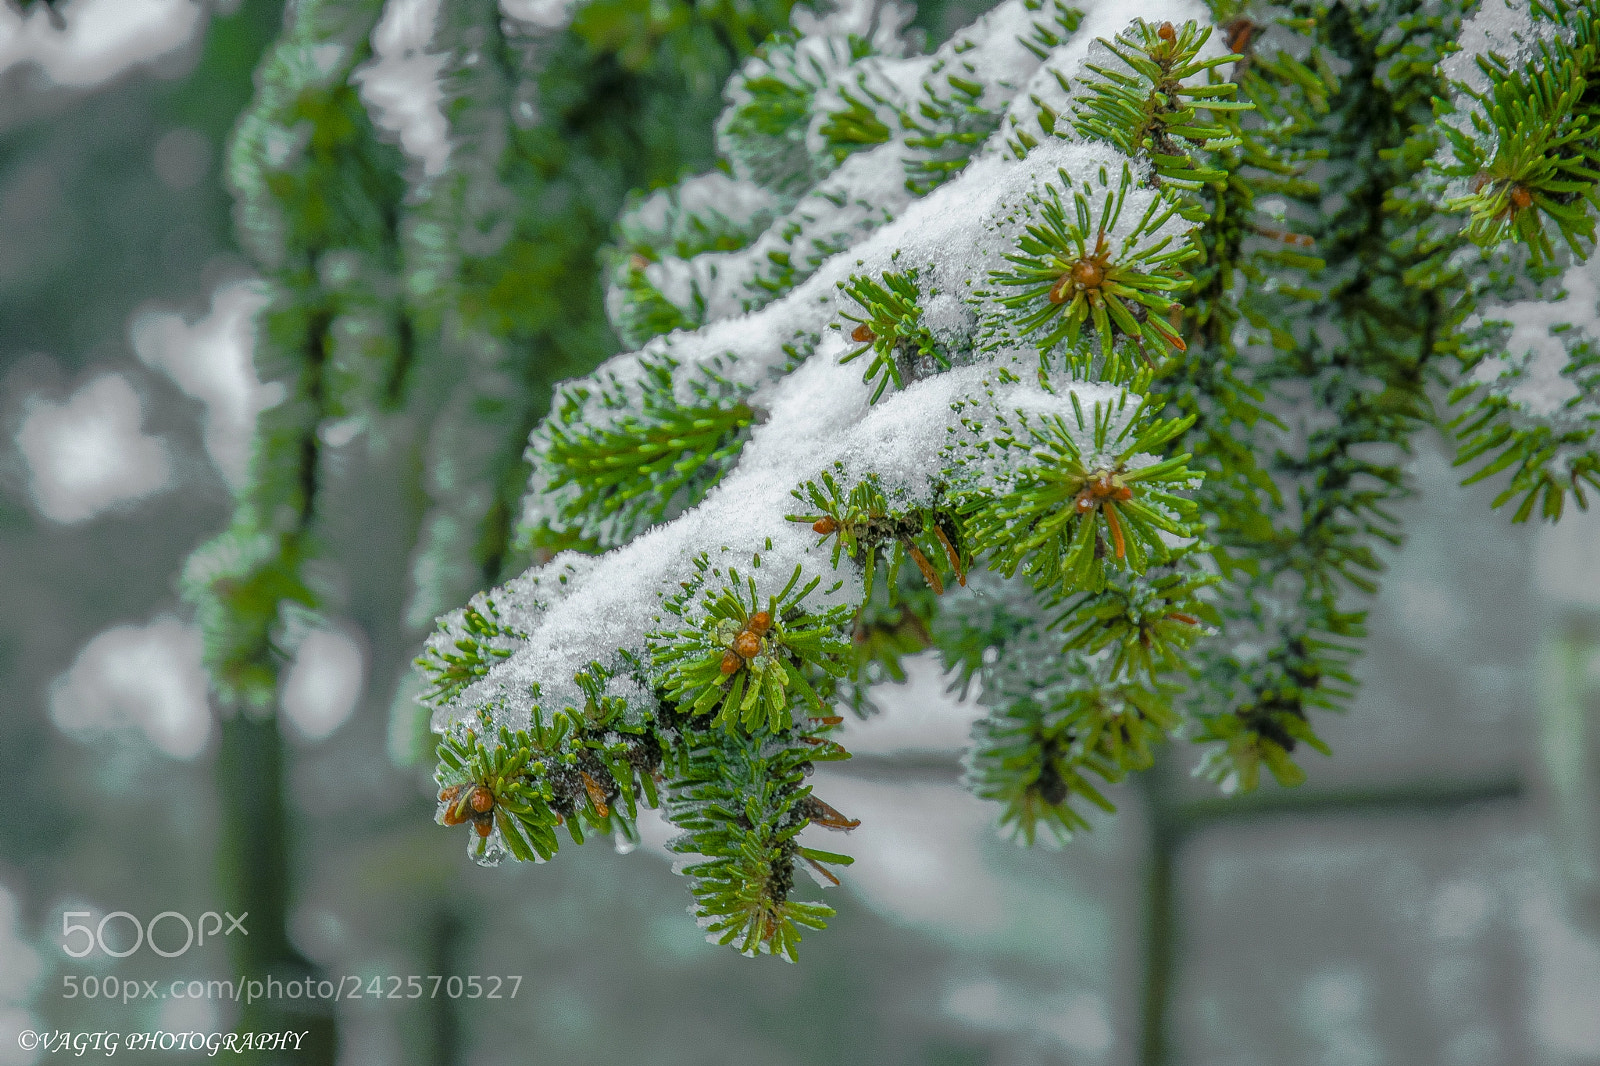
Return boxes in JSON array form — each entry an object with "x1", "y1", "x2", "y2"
[
  {"x1": 470, "y1": 826, "x2": 507, "y2": 867},
  {"x1": 613, "y1": 830, "x2": 637, "y2": 856}
]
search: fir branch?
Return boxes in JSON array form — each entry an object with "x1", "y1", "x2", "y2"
[
  {"x1": 985, "y1": 159, "x2": 1197, "y2": 364},
  {"x1": 535, "y1": 355, "x2": 758, "y2": 547},
  {"x1": 650, "y1": 556, "x2": 853, "y2": 732},
  {"x1": 837, "y1": 269, "x2": 948, "y2": 401},
  {"x1": 664, "y1": 715, "x2": 855, "y2": 961},
  {"x1": 407, "y1": 0, "x2": 1600, "y2": 959},
  {"x1": 963, "y1": 394, "x2": 1201, "y2": 592},
  {"x1": 186, "y1": 0, "x2": 404, "y2": 708}
]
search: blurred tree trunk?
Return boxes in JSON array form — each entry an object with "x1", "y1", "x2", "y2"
[{"x1": 217, "y1": 715, "x2": 337, "y2": 1062}]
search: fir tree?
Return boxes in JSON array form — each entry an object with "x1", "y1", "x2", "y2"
[
  {"x1": 412, "y1": 0, "x2": 1600, "y2": 963},
  {"x1": 185, "y1": 0, "x2": 1600, "y2": 966}
]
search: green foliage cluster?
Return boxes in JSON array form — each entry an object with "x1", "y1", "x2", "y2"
[
  {"x1": 1431, "y1": 1, "x2": 1600, "y2": 528},
  {"x1": 202, "y1": 0, "x2": 1600, "y2": 966},
  {"x1": 963, "y1": 396, "x2": 1200, "y2": 590},
  {"x1": 652, "y1": 556, "x2": 853, "y2": 731},
  {"x1": 430, "y1": 569, "x2": 863, "y2": 959},
  {"x1": 987, "y1": 162, "x2": 1197, "y2": 362},
  {"x1": 540, "y1": 355, "x2": 759, "y2": 546},
  {"x1": 838, "y1": 269, "x2": 947, "y2": 400},
  {"x1": 184, "y1": 0, "x2": 796, "y2": 709},
  {"x1": 791, "y1": 471, "x2": 967, "y2": 598},
  {"x1": 418, "y1": 10, "x2": 1261, "y2": 960},
  {"x1": 184, "y1": 0, "x2": 405, "y2": 707}
]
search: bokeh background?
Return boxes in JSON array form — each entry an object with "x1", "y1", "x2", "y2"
[{"x1": 3, "y1": 1, "x2": 1600, "y2": 1064}]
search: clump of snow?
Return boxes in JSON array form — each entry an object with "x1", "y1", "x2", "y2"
[
  {"x1": 1442, "y1": 0, "x2": 1538, "y2": 97},
  {"x1": 1468, "y1": 255, "x2": 1597, "y2": 418},
  {"x1": 15, "y1": 373, "x2": 172, "y2": 524}
]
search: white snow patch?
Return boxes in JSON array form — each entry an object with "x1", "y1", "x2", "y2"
[
  {"x1": 1468, "y1": 256, "x2": 1597, "y2": 417},
  {"x1": 50, "y1": 616, "x2": 211, "y2": 760},
  {"x1": 1443, "y1": 0, "x2": 1536, "y2": 97},
  {"x1": 131, "y1": 278, "x2": 281, "y2": 490},
  {"x1": 281, "y1": 626, "x2": 366, "y2": 741},
  {"x1": 16, "y1": 373, "x2": 171, "y2": 523},
  {"x1": 354, "y1": 0, "x2": 451, "y2": 178},
  {"x1": 0, "y1": 0, "x2": 203, "y2": 89}
]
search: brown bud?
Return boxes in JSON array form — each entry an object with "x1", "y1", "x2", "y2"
[
  {"x1": 747, "y1": 610, "x2": 772, "y2": 635},
  {"x1": 1510, "y1": 185, "x2": 1532, "y2": 209},
  {"x1": 438, "y1": 784, "x2": 461, "y2": 804},
  {"x1": 474, "y1": 819, "x2": 493, "y2": 838},
  {"x1": 1158, "y1": 21, "x2": 1176, "y2": 41},
  {"x1": 1048, "y1": 275, "x2": 1072, "y2": 304},
  {"x1": 470, "y1": 786, "x2": 494, "y2": 813},
  {"x1": 1075, "y1": 492, "x2": 1097, "y2": 514},
  {"x1": 442, "y1": 797, "x2": 471, "y2": 826},
  {"x1": 850, "y1": 322, "x2": 876, "y2": 343},
  {"x1": 721, "y1": 650, "x2": 742, "y2": 675},
  {"x1": 1113, "y1": 484, "x2": 1133, "y2": 502},
  {"x1": 734, "y1": 631, "x2": 762, "y2": 659},
  {"x1": 813, "y1": 516, "x2": 838, "y2": 535},
  {"x1": 1072, "y1": 258, "x2": 1104, "y2": 290}
]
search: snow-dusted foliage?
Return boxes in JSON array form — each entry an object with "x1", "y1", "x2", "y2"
[
  {"x1": 182, "y1": 0, "x2": 798, "y2": 713},
  {"x1": 415, "y1": 0, "x2": 1600, "y2": 961},
  {"x1": 1426, "y1": 0, "x2": 1600, "y2": 521}
]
